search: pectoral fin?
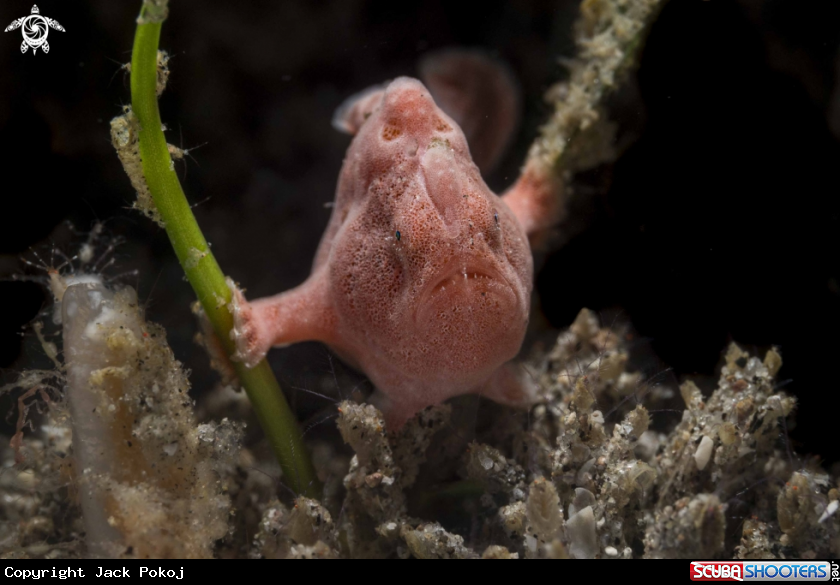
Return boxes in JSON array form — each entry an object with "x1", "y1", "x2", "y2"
[
  {"x1": 228, "y1": 268, "x2": 338, "y2": 368},
  {"x1": 502, "y1": 160, "x2": 565, "y2": 244}
]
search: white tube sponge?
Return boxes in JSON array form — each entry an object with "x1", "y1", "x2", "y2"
[
  {"x1": 62, "y1": 282, "x2": 125, "y2": 557},
  {"x1": 62, "y1": 281, "x2": 240, "y2": 558}
]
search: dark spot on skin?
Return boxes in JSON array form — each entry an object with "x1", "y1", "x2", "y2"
[
  {"x1": 494, "y1": 212, "x2": 499, "y2": 224},
  {"x1": 395, "y1": 230, "x2": 401, "y2": 242}
]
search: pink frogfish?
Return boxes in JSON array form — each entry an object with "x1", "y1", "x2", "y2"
[{"x1": 229, "y1": 51, "x2": 561, "y2": 428}]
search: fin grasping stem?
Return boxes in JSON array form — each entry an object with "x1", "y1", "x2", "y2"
[{"x1": 128, "y1": 0, "x2": 320, "y2": 498}]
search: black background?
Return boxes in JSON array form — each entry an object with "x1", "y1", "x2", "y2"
[{"x1": 0, "y1": 0, "x2": 838, "y2": 465}]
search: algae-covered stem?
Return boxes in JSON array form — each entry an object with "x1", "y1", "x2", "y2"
[
  {"x1": 527, "y1": 0, "x2": 667, "y2": 176},
  {"x1": 129, "y1": 1, "x2": 320, "y2": 497}
]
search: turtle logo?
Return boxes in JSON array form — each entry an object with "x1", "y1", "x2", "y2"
[{"x1": 5, "y1": 5, "x2": 65, "y2": 55}]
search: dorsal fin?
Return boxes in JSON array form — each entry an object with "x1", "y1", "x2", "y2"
[
  {"x1": 419, "y1": 49, "x2": 521, "y2": 174},
  {"x1": 331, "y1": 82, "x2": 388, "y2": 135}
]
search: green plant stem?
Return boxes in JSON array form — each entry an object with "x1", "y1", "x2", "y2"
[{"x1": 130, "y1": 15, "x2": 320, "y2": 498}]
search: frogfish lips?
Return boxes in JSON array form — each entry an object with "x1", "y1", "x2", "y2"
[{"x1": 414, "y1": 263, "x2": 526, "y2": 373}]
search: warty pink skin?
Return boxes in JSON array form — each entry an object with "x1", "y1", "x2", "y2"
[{"x1": 230, "y1": 68, "x2": 559, "y2": 429}]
